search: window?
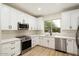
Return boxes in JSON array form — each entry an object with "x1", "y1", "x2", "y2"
[{"x1": 44, "y1": 19, "x2": 61, "y2": 33}]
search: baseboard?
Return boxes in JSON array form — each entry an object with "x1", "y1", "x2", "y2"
[{"x1": 55, "y1": 49, "x2": 66, "y2": 53}]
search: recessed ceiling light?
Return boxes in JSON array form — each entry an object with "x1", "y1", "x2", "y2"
[{"x1": 38, "y1": 8, "x2": 41, "y2": 11}]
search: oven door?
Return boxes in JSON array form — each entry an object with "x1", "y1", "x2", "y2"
[{"x1": 22, "y1": 40, "x2": 31, "y2": 50}]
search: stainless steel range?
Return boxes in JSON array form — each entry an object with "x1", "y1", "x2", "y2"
[{"x1": 16, "y1": 36, "x2": 32, "y2": 54}]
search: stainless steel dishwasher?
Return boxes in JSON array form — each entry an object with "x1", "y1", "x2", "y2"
[
  {"x1": 61, "y1": 39, "x2": 67, "y2": 52},
  {"x1": 55, "y1": 38, "x2": 66, "y2": 52}
]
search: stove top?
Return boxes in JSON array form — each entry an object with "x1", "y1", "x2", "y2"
[{"x1": 16, "y1": 35, "x2": 31, "y2": 42}]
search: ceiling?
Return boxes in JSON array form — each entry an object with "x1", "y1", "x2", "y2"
[{"x1": 5, "y1": 3, "x2": 79, "y2": 17}]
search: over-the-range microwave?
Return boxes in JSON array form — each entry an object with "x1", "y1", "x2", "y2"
[{"x1": 18, "y1": 22, "x2": 29, "y2": 30}]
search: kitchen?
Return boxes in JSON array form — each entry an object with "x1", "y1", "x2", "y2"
[{"x1": 0, "y1": 3, "x2": 79, "y2": 56}]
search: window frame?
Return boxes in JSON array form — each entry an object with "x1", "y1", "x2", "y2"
[{"x1": 44, "y1": 18, "x2": 61, "y2": 33}]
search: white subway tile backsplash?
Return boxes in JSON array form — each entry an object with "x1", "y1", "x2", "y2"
[{"x1": 0, "y1": 30, "x2": 43, "y2": 39}]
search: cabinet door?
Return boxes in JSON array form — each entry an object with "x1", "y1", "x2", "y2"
[
  {"x1": 0, "y1": 5, "x2": 11, "y2": 30},
  {"x1": 43, "y1": 37, "x2": 49, "y2": 47},
  {"x1": 49, "y1": 38, "x2": 55, "y2": 49},
  {"x1": 38, "y1": 37, "x2": 43, "y2": 46},
  {"x1": 37, "y1": 18, "x2": 44, "y2": 31},
  {"x1": 73, "y1": 40, "x2": 77, "y2": 55},
  {"x1": 61, "y1": 12, "x2": 71, "y2": 30},
  {"x1": 14, "y1": 40, "x2": 21, "y2": 56},
  {"x1": 23, "y1": 14, "x2": 29, "y2": 24},
  {"x1": 67, "y1": 39, "x2": 73, "y2": 54},
  {"x1": 0, "y1": 43, "x2": 12, "y2": 56},
  {"x1": 33, "y1": 18, "x2": 37, "y2": 30},
  {"x1": 32, "y1": 37, "x2": 39, "y2": 47},
  {"x1": 20, "y1": 13, "x2": 28, "y2": 24},
  {"x1": 11, "y1": 8, "x2": 18, "y2": 30},
  {"x1": 70, "y1": 11, "x2": 79, "y2": 30},
  {"x1": 32, "y1": 38, "x2": 36, "y2": 47},
  {"x1": 28, "y1": 15, "x2": 33, "y2": 30}
]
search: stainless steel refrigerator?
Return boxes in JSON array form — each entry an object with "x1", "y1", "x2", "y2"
[{"x1": 76, "y1": 26, "x2": 79, "y2": 55}]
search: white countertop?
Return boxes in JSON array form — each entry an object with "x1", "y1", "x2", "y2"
[
  {"x1": 0, "y1": 38, "x2": 20, "y2": 44},
  {"x1": 30, "y1": 35, "x2": 75, "y2": 40},
  {"x1": 54, "y1": 35, "x2": 75, "y2": 39},
  {"x1": 0, "y1": 35, "x2": 76, "y2": 44}
]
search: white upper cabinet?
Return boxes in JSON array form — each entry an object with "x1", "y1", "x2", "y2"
[
  {"x1": 10, "y1": 8, "x2": 19, "y2": 30},
  {"x1": 18, "y1": 12, "x2": 28, "y2": 24},
  {"x1": 28, "y1": 15, "x2": 34, "y2": 30},
  {"x1": 61, "y1": 12, "x2": 71, "y2": 30},
  {"x1": 0, "y1": 4, "x2": 18, "y2": 30},
  {"x1": 0, "y1": 4, "x2": 11, "y2": 30},
  {"x1": 61, "y1": 9, "x2": 79, "y2": 30},
  {"x1": 28, "y1": 15, "x2": 38, "y2": 30},
  {"x1": 0, "y1": 4, "x2": 43, "y2": 30},
  {"x1": 70, "y1": 10, "x2": 79, "y2": 30},
  {"x1": 37, "y1": 17, "x2": 44, "y2": 31}
]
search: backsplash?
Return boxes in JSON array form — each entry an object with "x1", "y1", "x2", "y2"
[
  {"x1": 61, "y1": 30, "x2": 76, "y2": 37},
  {"x1": 0, "y1": 30, "x2": 76, "y2": 40},
  {"x1": 44, "y1": 30, "x2": 76, "y2": 37},
  {"x1": 0, "y1": 30, "x2": 43, "y2": 39}
]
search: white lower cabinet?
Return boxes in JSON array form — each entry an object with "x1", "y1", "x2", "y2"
[
  {"x1": 32, "y1": 36, "x2": 39, "y2": 47},
  {"x1": 73, "y1": 40, "x2": 77, "y2": 55},
  {"x1": 14, "y1": 40, "x2": 21, "y2": 56},
  {"x1": 31, "y1": 36, "x2": 77, "y2": 55},
  {"x1": 38, "y1": 36, "x2": 55, "y2": 49},
  {"x1": 67, "y1": 39, "x2": 77, "y2": 55},
  {"x1": 49, "y1": 38, "x2": 55, "y2": 49},
  {"x1": 67, "y1": 39, "x2": 74, "y2": 54},
  {"x1": 42, "y1": 37, "x2": 49, "y2": 47},
  {"x1": 0, "y1": 42, "x2": 12, "y2": 56},
  {"x1": 0, "y1": 39, "x2": 21, "y2": 56}
]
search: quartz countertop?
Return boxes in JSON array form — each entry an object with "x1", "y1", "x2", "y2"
[
  {"x1": 0, "y1": 38, "x2": 20, "y2": 44},
  {"x1": 54, "y1": 35, "x2": 75, "y2": 39},
  {"x1": 30, "y1": 35, "x2": 76, "y2": 40}
]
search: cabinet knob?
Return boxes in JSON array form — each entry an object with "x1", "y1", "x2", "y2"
[
  {"x1": 47, "y1": 40, "x2": 49, "y2": 43},
  {"x1": 10, "y1": 41, "x2": 15, "y2": 44},
  {"x1": 9, "y1": 25, "x2": 12, "y2": 29},
  {"x1": 11, "y1": 53, "x2": 15, "y2": 56},
  {"x1": 70, "y1": 26, "x2": 72, "y2": 29},
  {"x1": 68, "y1": 40, "x2": 72, "y2": 41},
  {"x1": 11, "y1": 47, "x2": 15, "y2": 50},
  {"x1": 23, "y1": 19, "x2": 25, "y2": 24}
]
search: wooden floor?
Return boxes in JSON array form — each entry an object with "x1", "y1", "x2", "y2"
[{"x1": 22, "y1": 46, "x2": 72, "y2": 56}]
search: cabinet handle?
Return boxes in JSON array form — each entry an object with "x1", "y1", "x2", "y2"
[
  {"x1": 9, "y1": 25, "x2": 12, "y2": 29},
  {"x1": 11, "y1": 53, "x2": 15, "y2": 56},
  {"x1": 68, "y1": 40, "x2": 72, "y2": 41},
  {"x1": 10, "y1": 42, "x2": 15, "y2": 44},
  {"x1": 70, "y1": 26, "x2": 72, "y2": 29},
  {"x1": 47, "y1": 40, "x2": 49, "y2": 43},
  {"x1": 11, "y1": 47, "x2": 15, "y2": 50},
  {"x1": 23, "y1": 19, "x2": 25, "y2": 24}
]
